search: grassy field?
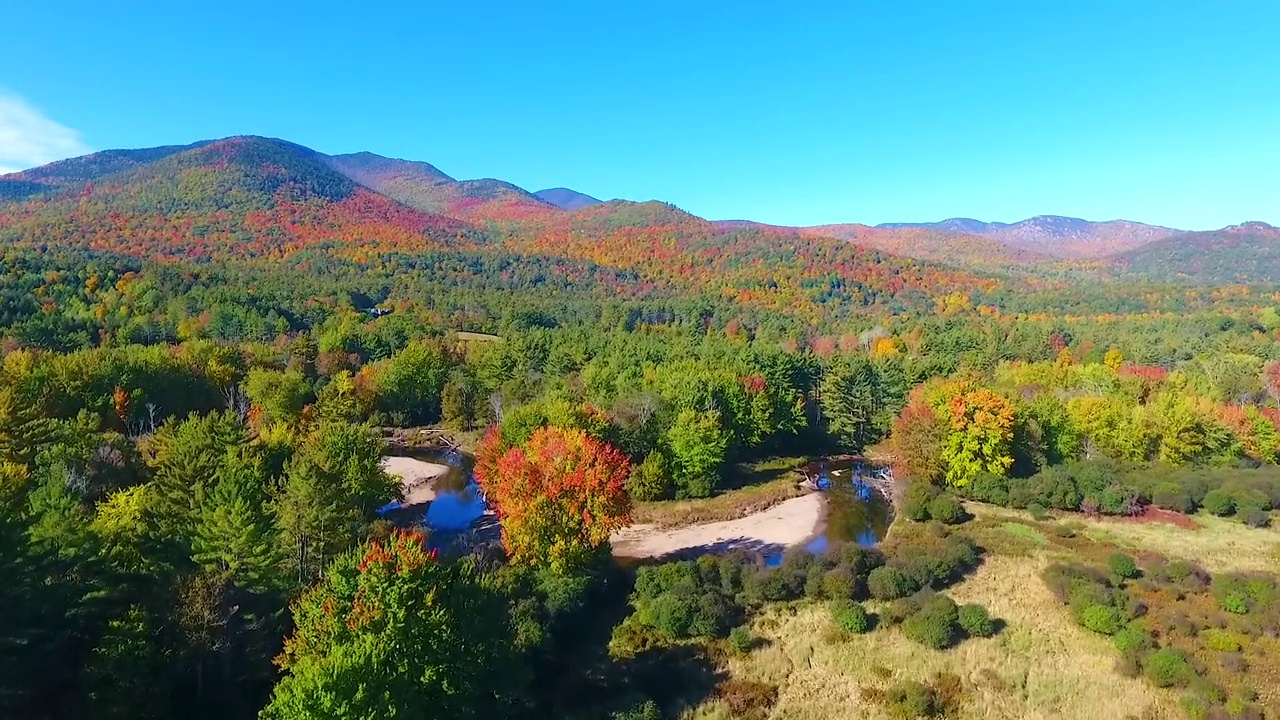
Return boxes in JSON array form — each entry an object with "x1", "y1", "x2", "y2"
[
  {"x1": 684, "y1": 502, "x2": 1280, "y2": 720},
  {"x1": 634, "y1": 457, "x2": 808, "y2": 528}
]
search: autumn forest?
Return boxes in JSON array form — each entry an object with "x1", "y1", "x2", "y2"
[{"x1": 1, "y1": 136, "x2": 1279, "y2": 720}]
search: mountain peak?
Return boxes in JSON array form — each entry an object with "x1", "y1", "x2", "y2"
[{"x1": 534, "y1": 187, "x2": 602, "y2": 210}]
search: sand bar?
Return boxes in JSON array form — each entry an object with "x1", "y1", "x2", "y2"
[
  {"x1": 610, "y1": 492, "x2": 824, "y2": 559},
  {"x1": 380, "y1": 456, "x2": 452, "y2": 506}
]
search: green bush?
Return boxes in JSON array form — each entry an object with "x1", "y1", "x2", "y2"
[
  {"x1": 1144, "y1": 647, "x2": 1194, "y2": 688},
  {"x1": 1151, "y1": 482, "x2": 1195, "y2": 514},
  {"x1": 961, "y1": 472, "x2": 1010, "y2": 506},
  {"x1": 903, "y1": 483, "x2": 940, "y2": 522},
  {"x1": 1010, "y1": 468, "x2": 1083, "y2": 511},
  {"x1": 728, "y1": 626, "x2": 754, "y2": 654},
  {"x1": 1230, "y1": 486, "x2": 1271, "y2": 513},
  {"x1": 927, "y1": 494, "x2": 966, "y2": 525},
  {"x1": 903, "y1": 595, "x2": 960, "y2": 650},
  {"x1": 1099, "y1": 484, "x2": 1142, "y2": 516},
  {"x1": 957, "y1": 603, "x2": 995, "y2": 637},
  {"x1": 1240, "y1": 508, "x2": 1271, "y2": 528},
  {"x1": 626, "y1": 450, "x2": 672, "y2": 501},
  {"x1": 1113, "y1": 626, "x2": 1154, "y2": 654},
  {"x1": 868, "y1": 566, "x2": 920, "y2": 600},
  {"x1": 1200, "y1": 628, "x2": 1244, "y2": 653},
  {"x1": 882, "y1": 597, "x2": 919, "y2": 626},
  {"x1": 883, "y1": 680, "x2": 940, "y2": 719},
  {"x1": 1201, "y1": 488, "x2": 1236, "y2": 516},
  {"x1": 830, "y1": 600, "x2": 871, "y2": 634},
  {"x1": 1028, "y1": 503, "x2": 1050, "y2": 521},
  {"x1": 821, "y1": 566, "x2": 860, "y2": 601},
  {"x1": 1108, "y1": 552, "x2": 1140, "y2": 580},
  {"x1": 1077, "y1": 604, "x2": 1127, "y2": 635}
]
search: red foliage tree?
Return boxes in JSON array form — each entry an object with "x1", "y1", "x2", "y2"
[
  {"x1": 475, "y1": 426, "x2": 632, "y2": 572},
  {"x1": 889, "y1": 400, "x2": 949, "y2": 485}
]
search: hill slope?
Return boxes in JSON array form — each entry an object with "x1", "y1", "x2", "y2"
[
  {"x1": 0, "y1": 136, "x2": 475, "y2": 260},
  {"x1": 879, "y1": 215, "x2": 1176, "y2": 258},
  {"x1": 327, "y1": 152, "x2": 556, "y2": 221},
  {"x1": 804, "y1": 223, "x2": 1047, "y2": 267},
  {"x1": 1115, "y1": 222, "x2": 1280, "y2": 283},
  {"x1": 534, "y1": 187, "x2": 602, "y2": 210}
]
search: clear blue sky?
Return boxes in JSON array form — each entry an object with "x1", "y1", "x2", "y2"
[{"x1": 3, "y1": 0, "x2": 1278, "y2": 229}]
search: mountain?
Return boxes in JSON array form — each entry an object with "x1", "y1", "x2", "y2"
[
  {"x1": 0, "y1": 138, "x2": 1007, "y2": 323},
  {"x1": 534, "y1": 187, "x2": 602, "y2": 210},
  {"x1": 803, "y1": 223, "x2": 1047, "y2": 267},
  {"x1": 878, "y1": 215, "x2": 1176, "y2": 258},
  {"x1": 0, "y1": 136, "x2": 473, "y2": 260},
  {"x1": 0, "y1": 141, "x2": 211, "y2": 201},
  {"x1": 326, "y1": 152, "x2": 555, "y2": 220},
  {"x1": 1115, "y1": 222, "x2": 1280, "y2": 283}
]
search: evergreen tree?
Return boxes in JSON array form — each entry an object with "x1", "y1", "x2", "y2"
[{"x1": 192, "y1": 448, "x2": 282, "y2": 595}]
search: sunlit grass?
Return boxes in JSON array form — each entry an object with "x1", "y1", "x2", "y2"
[{"x1": 687, "y1": 555, "x2": 1183, "y2": 720}]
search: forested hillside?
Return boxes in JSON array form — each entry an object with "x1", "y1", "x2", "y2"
[{"x1": 1, "y1": 138, "x2": 1279, "y2": 720}]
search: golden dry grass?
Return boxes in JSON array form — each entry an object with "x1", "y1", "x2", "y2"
[
  {"x1": 686, "y1": 556, "x2": 1185, "y2": 720},
  {"x1": 966, "y1": 502, "x2": 1280, "y2": 574}
]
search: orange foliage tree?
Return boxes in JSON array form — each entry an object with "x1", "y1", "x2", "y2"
[
  {"x1": 475, "y1": 426, "x2": 632, "y2": 573},
  {"x1": 940, "y1": 389, "x2": 1016, "y2": 487}
]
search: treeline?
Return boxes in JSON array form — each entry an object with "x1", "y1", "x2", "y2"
[{"x1": 886, "y1": 353, "x2": 1280, "y2": 525}]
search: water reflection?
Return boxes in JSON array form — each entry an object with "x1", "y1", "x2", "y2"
[
  {"x1": 379, "y1": 449, "x2": 489, "y2": 531},
  {"x1": 765, "y1": 458, "x2": 893, "y2": 565}
]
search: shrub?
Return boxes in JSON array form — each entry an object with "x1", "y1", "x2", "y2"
[
  {"x1": 821, "y1": 566, "x2": 861, "y2": 601},
  {"x1": 1108, "y1": 552, "x2": 1140, "y2": 580},
  {"x1": 1163, "y1": 560, "x2": 1211, "y2": 590},
  {"x1": 957, "y1": 603, "x2": 995, "y2": 637},
  {"x1": 626, "y1": 451, "x2": 672, "y2": 501},
  {"x1": 1219, "y1": 593, "x2": 1248, "y2": 614},
  {"x1": 1144, "y1": 647, "x2": 1194, "y2": 688},
  {"x1": 882, "y1": 597, "x2": 919, "y2": 626},
  {"x1": 927, "y1": 494, "x2": 966, "y2": 525},
  {"x1": 611, "y1": 700, "x2": 662, "y2": 720},
  {"x1": 868, "y1": 566, "x2": 920, "y2": 600},
  {"x1": 1240, "y1": 508, "x2": 1271, "y2": 528},
  {"x1": 883, "y1": 680, "x2": 940, "y2": 719},
  {"x1": 830, "y1": 600, "x2": 871, "y2": 634},
  {"x1": 903, "y1": 483, "x2": 940, "y2": 522},
  {"x1": 1113, "y1": 626, "x2": 1154, "y2": 654},
  {"x1": 962, "y1": 472, "x2": 1010, "y2": 505},
  {"x1": 1152, "y1": 482, "x2": 1195, "y2": 514},
  {"x1": 1077, "y1": 605, "x2": 1127, "y2": 635},
  {"x1": 1201, "y1": 488, "x2": 1236, "y2": 516},
  {"x1": 903, "y1": 594, "x2": 960, "y2": 649},
  {"x1": 1231, "y1": 486, "x2": 1271, "y2": 513},
  {"x1": 1028, "y1": 503, "x2": 1050, "y2": 521},
  {"x1": 715, "y1": 679, "x2": 778, "y2": 717},
  {"x1": 1200, "y1": 628, "x2": 1244, "y2": 653},
  {"x1": 1115, "y1": 652, "x2": 1142, "y2": 677},
  {"x1": 1220, "y1": 652, "x2": 1248, "y2": 674},
  {"x1": 1010, "y1": 468, "x2": 1082, "y2": 510},
  {"x1": 728, "y1": 626, "x2": 754, "y2": 654},
  {"x1": 1099, "y1": 484, "x2": 1143, "y2": 516}
]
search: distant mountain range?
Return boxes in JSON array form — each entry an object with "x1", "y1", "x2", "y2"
[
  {"x1": 1114, "y1": 222, "x2": 1280, "y2": 283},
  {"x1": 1, "y1": 136, "x2": 1275, "y2": 285},
  {"x1": 876, "y1": 216, "x2": 1177, "y2": 258}
]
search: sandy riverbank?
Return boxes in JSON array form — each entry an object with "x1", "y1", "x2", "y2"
[
  {"x1": 610, "y1": 492, "x2": 825, "y2": 559},
  {"x1": 380, "y1": 456, "x2": 453, "y2": 506}
]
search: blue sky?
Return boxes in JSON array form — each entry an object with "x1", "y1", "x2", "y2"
[{"x1": 3, "y1": 0, "x2": 1277, "y2": 229}]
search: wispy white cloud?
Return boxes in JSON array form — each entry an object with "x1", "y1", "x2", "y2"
[{"x1": 0, "y1": 91, "x2": 91, "y2": 174}]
